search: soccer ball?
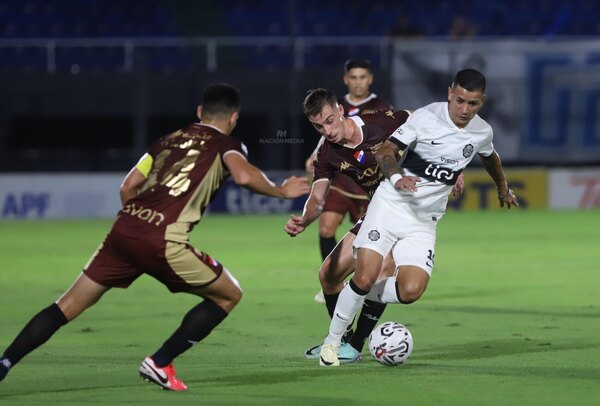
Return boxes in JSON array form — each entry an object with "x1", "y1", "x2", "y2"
[{"x1": 368, "y1": 321, "x2": 413, "y2": 366}]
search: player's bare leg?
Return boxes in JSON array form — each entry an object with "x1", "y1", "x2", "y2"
[
  {"x1": 57, "y1": 273, "x2": 111, "y2": 320},
  {"x1": 314, "y1": 211, "x2": 344, "y2": 303},
  {"x1": 0, "y1": 273, "x2": 109, "y2": 382},
  {"x1": 318, "y1": 211, "x2": 344, "y2": 260},
  {"x1": 141, "y1": 269, "x2": 242, "y2": 391},
  {"x1": 320, "y1": 232, "x2": 356, "y2": 296}
]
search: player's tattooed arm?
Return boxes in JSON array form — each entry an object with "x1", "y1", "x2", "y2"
[
  {"x1": 479, "y1": 150, "x2": 519, "y2": 209},
  {"x1": 375, "y1": 140, "x2": 402, "y2": 179},
  {"x1": 375, "y1": 140, "x2": 420, "y2": 192}
]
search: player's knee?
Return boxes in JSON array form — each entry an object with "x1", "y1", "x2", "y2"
[
  {"x1": 319, "y1": 223, "x2": 337, "y2": 238},
  {"x1": 351, "y1": 270, "x2": 378, "y2": 292},
  {"x1": 319, "y1": 259, "x2": 337, "y2": 288},
  {"x1": 230, "y1": 286, "x2": 243, "y2": 306},
  {"x1": 398, "y1": 281, "x2": 426, "y2": 304},
  {"x1": 216, "y1": 286, "x2": 243, "y2": 312}
]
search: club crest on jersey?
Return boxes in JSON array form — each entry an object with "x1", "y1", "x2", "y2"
[
  {"x1": 368, "y1": 230, "x2": 380, "y2": 241},
  {"x1": 353, "y1": 150, "x2": 366, "y2": 164},
  {"x1": 463, "y1": 144, "x2": 474, "y2": 158},
  {"x1": 347, "y1": 107, "x2": 360, "y2": 116}
]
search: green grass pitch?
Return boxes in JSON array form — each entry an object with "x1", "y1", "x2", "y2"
[{"x1": 0, "y1": 210, "x2": 599, "y2": 405}]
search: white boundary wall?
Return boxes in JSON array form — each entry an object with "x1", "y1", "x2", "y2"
[{"x1": 1, "y1": 168, "x2": 599, "y2": 219}]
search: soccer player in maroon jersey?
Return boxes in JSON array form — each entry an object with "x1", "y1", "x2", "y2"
[
  {"x1": 306, "y1": 58, "x2": 393, "y2": 303},
  {"x1": 290, "y1": 88, "x2": 409, "y2": 362},
  {"x1": 287, "y1": 88, "x2": 465, "y2": 363},
  {"x1": 0, "y1": 83, "x2": 309, "y2": 391}
]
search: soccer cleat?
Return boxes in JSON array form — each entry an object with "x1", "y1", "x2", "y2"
[
  {"x1": 305, "y1": 342, "x2": 361, "y2": 363},
  {"x1": 314, "y1": 290, "x2": 326, "y2": 304},
  {"x1": 139, "y1": 356, "x2": 188, "y2": 391},
  {"x1": 304, "y1": 343, "x2": 322, "y2": 359},
  {"x1": 338, "y1": 342, "x2": 362, "y2": 363},
  {"x1": 319, "y1": 343, "x2": 340, "y2": 367}
]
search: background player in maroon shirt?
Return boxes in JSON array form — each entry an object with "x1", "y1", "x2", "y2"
[
  {"x1": 0, "y1": 83, "x2": 309, "y2": 391},
  {"x1": 305, "y1": 58, "x2": 392, "y2": 304}
]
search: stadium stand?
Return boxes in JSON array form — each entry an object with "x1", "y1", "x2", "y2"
[{"x1": 1, "y1": 0, "x2": 600, "y2": 73}]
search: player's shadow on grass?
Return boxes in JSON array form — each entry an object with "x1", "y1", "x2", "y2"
[
  {"x1": 190, "y1": 367, "x2": 362, "y2": 387},
  {"x1": 421, "y1": 304, "x2": 599, "y2": 319},
  {"x1": 418, "y1": 338, "x2": 598, "y2": 361}
]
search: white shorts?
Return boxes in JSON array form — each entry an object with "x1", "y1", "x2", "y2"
[{"x1": 353, "y1": 193, "x2": 437, "y2": 277}]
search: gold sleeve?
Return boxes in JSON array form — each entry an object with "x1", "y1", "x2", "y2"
[{"x1": 135, "y1": 153, "x2": 153, "y2": 177}]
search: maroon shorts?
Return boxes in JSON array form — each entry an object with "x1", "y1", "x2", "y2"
[
  {"x1": 349, "y1": 214, "x2": 365, "y2": 235},
  {"x1": 83, "y1": 230, "x2": 223, "y2": 293},
  {"x1": 323, "y1": 173, "x2": 368, "y2": 223}
]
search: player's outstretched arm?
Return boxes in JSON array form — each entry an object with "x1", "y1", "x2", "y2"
[
  {"x1": 375, "y1": 140, "x2": 420, "y2": 192},
  {"x1": 284, "y1": 179, "x2": 329, "y2": 237},
  {"x1": 479, "y1": 151, "x2": 519, "y2": 209},
  {"x1": 224, "y1": 153, "x2": 309, "y2": 199}
]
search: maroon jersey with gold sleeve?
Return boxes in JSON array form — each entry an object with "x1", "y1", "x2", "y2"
[
  {"x1": 114, "y1": 123, "x2": 246, "y2": 243},
  {"x1": 314, "y1": 109, "x2": 410, "y2": 199}
]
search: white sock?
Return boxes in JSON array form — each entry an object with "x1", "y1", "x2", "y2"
[
  {"x1": 365, "y1": 277, "x2": 400, "y2": 304},
  {"x1": 324, "y1": 283, "x2": 366, "y2": 345}
]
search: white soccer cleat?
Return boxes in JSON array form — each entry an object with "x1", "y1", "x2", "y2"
[
  {"x1": 314, "y1": 289, "x2": 326, "y2": 304},
  {"x1": 319, "y1": 343, "x2": 340, "y2": 367}
]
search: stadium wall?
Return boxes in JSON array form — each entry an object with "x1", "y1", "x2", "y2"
[{"x1": 1, "y1": 168, "x2": 598, "y2": 219}]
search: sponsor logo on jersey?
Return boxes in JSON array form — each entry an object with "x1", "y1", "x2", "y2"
[
  {"x1": 424, "y1": 164, "x2": 457, "y2": 182},
  {"x1": 357, "y1": 166, "x2": 381, "y2": 180},
  {"x1": 347, "y1": 107, "x2": 360, "y2": 116},
  {"x1": 463, "y1": 144, "x2": 474, "y2": 158},
  {"x1": 353, "y1": 150, "x2": 366, "y2": 164},
  {"x1": 340, "y1": 161, "x2": 352, "y2": 171},
  {"x1": 122, "y1": 203, "x2": 165, "y2": 226},
  {"x1": 403, "y1": 151, "x2": 461, "y2": 185},
  {"x1": 441, "y1": 156, "x2": 459, "y2": 165}
]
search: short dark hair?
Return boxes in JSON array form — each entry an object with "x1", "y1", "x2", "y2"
[
  {"x1": 452, "y1": 69, "x2": 486, "y2": 93},
  {"x1": 344, "y1": 58, "x2": 372, "y2": 73},
  {"x1": 201, "y1": 83, "x2": 241, "y2": 118},
  {"x1": 303, "y1": 88, "x2": 338, "y2": 117}
]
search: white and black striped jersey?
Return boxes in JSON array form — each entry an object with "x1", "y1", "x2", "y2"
[{"x1": 383, "y1": 101, "x2": 495, "y2": 221}]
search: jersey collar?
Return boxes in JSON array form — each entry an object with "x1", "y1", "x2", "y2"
[
  {"x1": 344, "y1": 93, "x2": 377, "y2": 107},
  {"x1": 195, "y1": 122, "x2": 226, "y2": 134}
]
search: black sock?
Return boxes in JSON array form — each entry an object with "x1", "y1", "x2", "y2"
[
  {"x1": 2, "y1": 303, "x2": 68, "y2": 368},
  {"x1": 319, "y1": 236, "x2": 337, "y2": 261},
  {"x1": 152, "y1": 300, "x2": 228, "y2": 368},
  {"x1": 0, "y1": 359, "x2": 9, "y2": 382},
  {"x1": 349, "y1": 299, "x2": 387, "y2": 352},
  {"x1": 323, "y1": 292, "x2": 340, "y2": 319}
]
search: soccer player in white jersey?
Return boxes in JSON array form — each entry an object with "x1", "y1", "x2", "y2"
[{"x1": 319, "y1": 69, "x2": 519, "y2": 366}]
